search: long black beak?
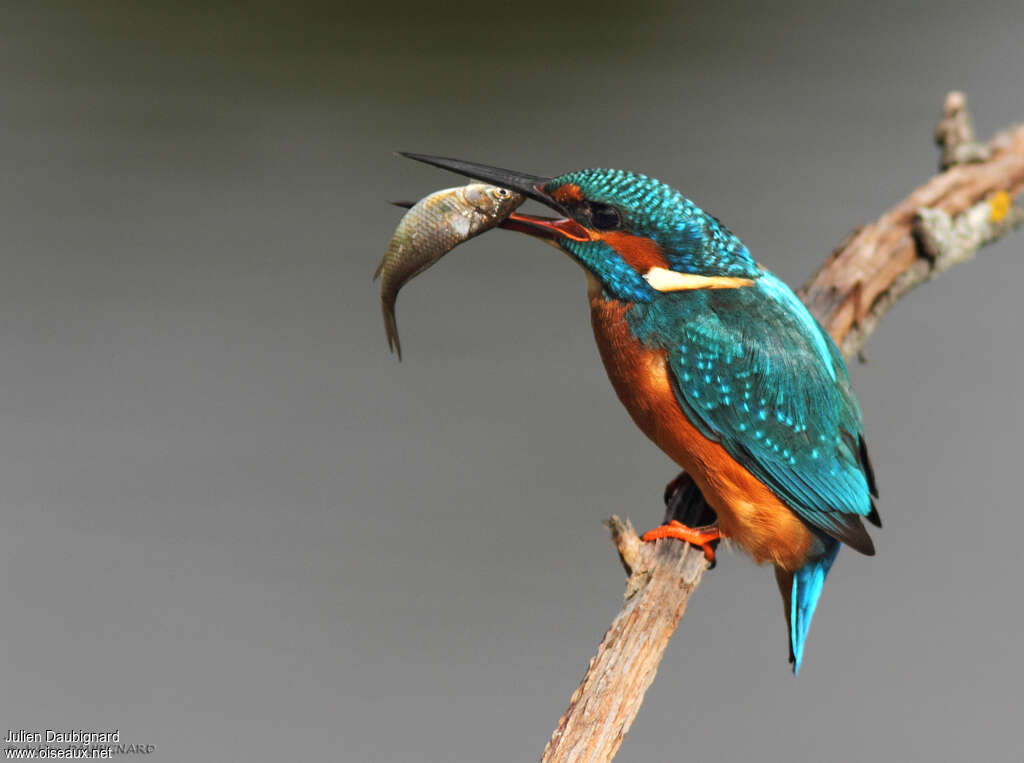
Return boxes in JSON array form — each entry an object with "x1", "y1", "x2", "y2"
[
  {"x1": 397, "y1": 152, "x2": 592, "y2": 242},
  {"x1": 397, "y1": 152, "x2": 568, "y2": 214}
]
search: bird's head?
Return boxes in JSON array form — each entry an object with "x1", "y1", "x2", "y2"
[{"x1": 400, "y1": 153, "x2": 762, "y2": 302}]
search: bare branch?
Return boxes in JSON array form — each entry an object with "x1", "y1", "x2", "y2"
[
  {"x1": 540, "y1": 93, "x2": 1024, "y2": 763},
  {"x1": 799, "y1": 115, "x2": 1024, "y2": 358},
  {"x1": 541, "y1": 519, "x2": 706, "y2": 762}
]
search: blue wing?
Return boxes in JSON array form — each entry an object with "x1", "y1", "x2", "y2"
[{"x1": 629, "y1": 273, "x2": 879, "y2": 553}]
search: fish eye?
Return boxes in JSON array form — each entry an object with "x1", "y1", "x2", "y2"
[
  {"x1": 587, "y1": 202, "x2": 621, "y2": 231},
  {"x1": 493, "y1": 188, "x2": 511, "y2": 198}
]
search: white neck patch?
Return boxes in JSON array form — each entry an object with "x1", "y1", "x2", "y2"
[{"x1": 643, "y1": 267, "x2": 754, "y2": 292}]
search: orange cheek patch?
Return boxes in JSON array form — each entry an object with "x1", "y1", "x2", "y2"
[
  {"x1": 551, "y1": 184, "x2": 584, "y2": 205},
  {"x1": 595, "y1": 231, "x2": 670, "y2": 272}
]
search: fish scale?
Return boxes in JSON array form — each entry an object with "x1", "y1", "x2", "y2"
[{"x1": 375, "y1": 184, "x2": 523, "y2": 359}]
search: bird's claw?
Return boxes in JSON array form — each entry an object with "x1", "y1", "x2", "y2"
[{"x1": 641, "y1": 519, "x2": 721, "y2": 568}]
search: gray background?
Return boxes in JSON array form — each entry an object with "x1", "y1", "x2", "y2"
[{"x1": 1, "y1": 2, "x2": 1022, "y2": 761}]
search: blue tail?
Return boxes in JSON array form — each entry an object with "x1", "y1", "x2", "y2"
[{"x1": 789, "y1": 538, "x2": 841, "y2": 675}]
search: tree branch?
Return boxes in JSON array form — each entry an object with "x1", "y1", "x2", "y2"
[{"x1": 540, "y1": 92, "x2": 1024, "y2": 763}]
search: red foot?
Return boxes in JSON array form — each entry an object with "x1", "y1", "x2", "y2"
[{"x1": 642, "y1": 520, "x2": 720, "y2": 566}]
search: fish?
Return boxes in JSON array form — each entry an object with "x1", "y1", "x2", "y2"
[{"x1": 375, "y1": 183, "x2": 524, "y2": 359}]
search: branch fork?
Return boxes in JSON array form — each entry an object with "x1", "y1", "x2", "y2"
[{"x1": 935, "y1": 90, "x2": 991, "y2": 170}]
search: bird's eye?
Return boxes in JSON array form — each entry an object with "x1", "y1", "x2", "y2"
[{"x1": 587, "y1": 202, "x2": 621, "y2": 231}]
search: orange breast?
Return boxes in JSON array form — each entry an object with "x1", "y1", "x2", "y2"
[{"x1": 589, "y1": 294, "x2": 816, "y2": 571}]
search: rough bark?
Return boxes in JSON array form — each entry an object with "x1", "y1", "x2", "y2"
[{"x1": 539, "y1": 92, "x2": 1024, "y2": 763}]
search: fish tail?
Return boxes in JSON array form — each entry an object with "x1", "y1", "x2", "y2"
[
  {"x1": 382, "y1": 301, "x2": 402, "y2": 361},
  {"x1": 779, "y1": 537, "x2": 841, "y2": 675}
]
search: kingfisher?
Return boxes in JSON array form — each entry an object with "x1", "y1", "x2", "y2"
[{"x1": 398, "y1": 153, "x2": 880, "y2": 673}]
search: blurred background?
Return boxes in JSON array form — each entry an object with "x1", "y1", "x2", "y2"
[{"x1": 1, "y1": 1, "x2": 1022, "y2": 760}]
